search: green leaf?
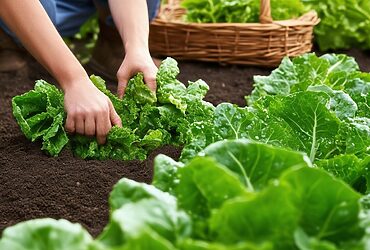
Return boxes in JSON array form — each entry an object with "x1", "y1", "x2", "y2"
[
  {"x1": 294, "y1": 228, "x2": 338, "y2": 250},
  {"x1": 212, "y1": 103, "x2": 252, "y2": 140},
  {"x1": 175, "y1": 157, "x2": 249, "y2": 217},
  {"x1": 252, "y1": 92, "x2": 341, "y2": 162},
  {"x1": 281, "y1": 167, "x2": 364, "y2": 243},
  {"x1": 178, "y1": 239, "x2": 273, "y2": 250},
  {"x1": 41, "y1": 113, "x2": 69, "y2": 156},
  {"x1": 180, "y1": 103, "x2": 252, "y2": 162},
  {"x1": 157, "y1": 57, "x2": 180, "y2": 86},
  {"x1": 98, "y1": 199, "x2": 190, "y2": 249},
  {"x1": 139, "y1": 129, "x2": 164, "y2": 151},
  {"x1": 153, "y1": 154, "x2": 184, "y2": 193},
  {"x1": 307, "y1": 85, "x2": 358, "y2": 120},
  {"x1": 125, "y1": 74, "x2": 157, "y2": 106},
  {"x1": 181, "y1": 0, "x2": 304, "y2": 23},
  {"x1": 316, "y1": 154, "x2": 369, "y2": 194},
  {"x1": 338, "y1": 117, "x2": 370, "y2": 157},
  {"x1": 0, "y1": 219, "x2": 92, "y2": 250},
  {"x1": 248, "y1": 53, "x2": 360, "y2": 105},
  {"x1": 302, "y1": 0, "x2": 370, "y2": 50},
  {"x1": 109, "y1": 178, "x2": 176, "y2": 212},
  {"x1": 344, "y1": 72, "x2": 370, "y2": 118},
  {"x1": 12, "y1": 81, "x2": 68, "y2": 156},
  {"x1": 210, "y1": 185, "x2": 299, "y2": 249},
  {"x1": 202, "y1": 139, "x2": 311, "y2": 191}
]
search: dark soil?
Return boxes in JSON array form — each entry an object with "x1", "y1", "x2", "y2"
[{"x1": 0, "y1": 49, "x2": 369, "y2": 237}]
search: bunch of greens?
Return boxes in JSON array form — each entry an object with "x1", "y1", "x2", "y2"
[
  {"x1": 301, "y1": 0, "x2": 370, "y2": 51},
  {"x1": 1, "y1": 139, "x2": 369, "y2": 249},
  {"x1": 181, "y1": 0, "x2": 305, "y2": 23},
  {"x1": 180, "y1": 0, "x2": 370, "y2": 51},
  {"x1": 181, "y1": 53, "x2": 369, "y2": 194},
  {"x1": 12, "y1": 58, "x2": 213, "y2": 161}
]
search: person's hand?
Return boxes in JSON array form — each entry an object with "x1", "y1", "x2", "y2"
[
  {"x1": 63, "y1": 76, "x2": 122, "y2": 144},
  {"x1": 116, "y1": 49, "x2": 158, "y2": 98}
]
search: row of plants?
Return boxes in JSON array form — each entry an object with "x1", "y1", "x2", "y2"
[
  {"x1": 5, "y1": 53, "x2": 370, "y2": 249},
  {"x1": 0, "y1": 139, "x2": 369, "y2": 249}
]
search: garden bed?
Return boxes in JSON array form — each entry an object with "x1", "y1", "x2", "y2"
[{"x1": 0, "y1": 48, "x2": 369, "y2": 237}]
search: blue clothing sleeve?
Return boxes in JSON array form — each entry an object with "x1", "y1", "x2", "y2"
[{"x1": 0, "y1": 0, "x2": 57, "y2": 41}]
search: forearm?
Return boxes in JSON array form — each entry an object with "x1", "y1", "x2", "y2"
[
  {"x1": 0, "y1": 0, "x2": 87, "y2": 90},
  {"x1": 108, "y1": 0, "x2": 150, "y2": 52}
]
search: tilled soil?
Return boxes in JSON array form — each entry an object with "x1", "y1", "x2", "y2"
[{"x1": 0, "y1": 49, "x2": 369, "y2": 237}]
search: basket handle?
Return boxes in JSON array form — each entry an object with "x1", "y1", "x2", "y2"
[{"x1": 260, "y1": 0, "x2": 273, "y2": 23}]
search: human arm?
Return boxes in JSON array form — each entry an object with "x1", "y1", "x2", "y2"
[
  {"x1": 108, "y1": 0, "x2": 158, "y2": 98},
  {"x1": 0, "y1": 0, "x2": 121, "y2": 144}
]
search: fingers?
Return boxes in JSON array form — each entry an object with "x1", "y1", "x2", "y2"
[
  {"x1": 142, "y1": 62, "x2": 158, "y2": 93},
  {"x1": 96, "y1": 109, "x2": 111, "y2": 145},
  {"x1": 84, "y1": 116, "x2": 96, "y2": 137},
  {"x1": 117, "y1": 80, "x2": 128, "y2": 99},
  {"x1": 117, "y1": 66, "x2": 130, "y2": 99},
  {"x1": 117, "y1": 58, "x2": 159, "y2": 97},
  {"x1": 65, "y1": 105, "x2": 113, "y2": 145},
  {"x1": 143, "y1": 72, "x2": 157, "y2": 93},
  {"x1": 109, "y1": 101, "x2": 122, "y2": 127},
  {"x1": 75, "y1": 116, "x2": 85, "y2": 135},
  {"x1": 65, "y1": 115, "x2": 76, "y2": 134}
]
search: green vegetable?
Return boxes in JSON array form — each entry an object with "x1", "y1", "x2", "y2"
[
  {"x1": 96, "y1": 198, "x2": 190, "y2": 250},
  {"x1": 12, "y1": 58, "x2": 212, "y2": 160},
  {"x1": 6, "y1": 53, "x2": 370, "y2": 249},
  {"x1": 1, "y1": 139, "x2": 368, "y2": 249},
  {"x1": 181, "y1": 0, "x2": 305, "y2": 23},
  {"x1": 0, "y1": 219, "x2": 92, "y2": 250},
  {"x1": 301, "y1": 0, "x2": 370, "y2": 51},
  {"x1": 179, "y1": 53, "x2": 369, "y2": 195},
  {"x1": 157, "y1": 140, "x2": 367, "y2": 248},
  {"x1": 12, "y1": 81, "x2": 67, "y2": 156}
]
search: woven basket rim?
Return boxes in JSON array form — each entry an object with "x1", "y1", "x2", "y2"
[{"x1": 153, "y1": 6, "x2": 320, "y2": 28}]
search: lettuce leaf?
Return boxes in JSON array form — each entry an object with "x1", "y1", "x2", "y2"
[
  {"x1": 0, "y1": 219, "x2": 92, "y2": 250},
  {"x1": 12, "y1": 58, "x2": 213, "y2": 160}
]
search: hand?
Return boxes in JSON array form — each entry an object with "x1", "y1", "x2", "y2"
[
  {"x1": 116, "y1": 49, "x2": 158, "y2": 98},
  {"x1": 63, "y1": 76, "x2": 122, "y2": 144}
]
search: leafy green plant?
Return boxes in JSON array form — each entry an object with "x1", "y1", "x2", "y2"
[
  {"x1": 0, "y1": 219, "x2": 92, "y2": 250},
  {"x1": 2, "y1": 140, "x2": 368, "y2": 249},
  {"x1": 6, "y1": 53, "x2": 370, "y2": 249},
  {"x1": 181, "y1": 0, "x2": 305, "y2": 23},
  {"x1": 12, "y1": 58, "x2": 213, "y2": 161},
  {"x1": 180, "y1": 0, "x2": 370, "y2": 51},
  {"x1": 94, "y1": 139, "x2": 370, "y2": 249},
  {"x1": 180, "y1": 53, "x2": 369, "y2": 194},
  {"x1": 301, "y1": 0, "x2": 370, "y2": 51},
  {"x1": 12, "y1": 53, "x2": 369, "y2": 192}
]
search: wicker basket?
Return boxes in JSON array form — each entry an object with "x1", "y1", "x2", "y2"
[{"x1": 149, "y1": 0, "x2": 320, "y2": 66}]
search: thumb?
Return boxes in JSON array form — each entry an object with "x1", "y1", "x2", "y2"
[{"x1": 109, "y1": 101, "x2": 122, "y2": 127}]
